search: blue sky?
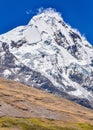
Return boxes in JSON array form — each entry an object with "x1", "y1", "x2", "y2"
[{"x1": 0, "y1": 0, "x2": 93, "y2": 44}]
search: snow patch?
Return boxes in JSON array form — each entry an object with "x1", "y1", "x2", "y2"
[{"x1": 3, "y1": 70, "x2": 11, "y2": 78}]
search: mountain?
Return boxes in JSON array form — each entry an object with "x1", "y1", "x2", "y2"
[{"x1": 0, "y1": 8, "x2": 93, "y2": 108}]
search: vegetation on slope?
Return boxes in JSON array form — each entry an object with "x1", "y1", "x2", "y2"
[
  {"x1": 0, "y1": 78, "x2": 93, "y2": 129},
  {"x1": 0, "y1": 117, "x2": 93, "y2": 130}
]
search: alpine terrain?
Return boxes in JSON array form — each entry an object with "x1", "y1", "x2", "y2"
[
  {"x1": 0, "y1": 8, "x2": 93, "y2": 108},
  {"x1": 0, "y1": 78, "x2": 93, "y2": 130}
]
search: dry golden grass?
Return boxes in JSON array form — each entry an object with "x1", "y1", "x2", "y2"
[
  {"x1": 0, "y1": 77, "x2": 93, "y2": 125},
  {"x1": 0, "y1": 117, "x2": 93, "y2": 130}
]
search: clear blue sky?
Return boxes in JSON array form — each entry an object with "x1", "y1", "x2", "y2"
[{"x1": 0, "y1": 0, "x2": 93, "y2": 44}]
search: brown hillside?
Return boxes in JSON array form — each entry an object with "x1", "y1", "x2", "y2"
[{"x1": 0, "y1": 78, "x2": 93, "y2": 124}]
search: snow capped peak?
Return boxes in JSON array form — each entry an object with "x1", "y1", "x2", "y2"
[
  {"x1": 0, "y1": 8, "x2": 93, "y2": 108},
  {"x1": 28, "y1": 8, "x2": 63, "y2": 25},
  {"x1": 38, "y1": 8, "x2": 62, "y2": 17}
]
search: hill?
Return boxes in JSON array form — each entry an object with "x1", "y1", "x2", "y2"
[{"x1": 0, "y1": 78, "x2": 93, "y2": 129}]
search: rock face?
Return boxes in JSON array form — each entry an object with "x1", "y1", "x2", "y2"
[{"x1": 0, "y1": 8, "x2": 93, "y2": 108}]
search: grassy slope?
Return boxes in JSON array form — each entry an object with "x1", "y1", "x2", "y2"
[
  {"x1": 0, "y1": 117, "x2": 93, "y2": 130},
  {"x1": 0, "y1": 78, "x2": 93, "y2": 130}
]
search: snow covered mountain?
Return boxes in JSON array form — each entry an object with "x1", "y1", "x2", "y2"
[{"x1": 0, "y1": 8, "x2": 93, "y2": 108}]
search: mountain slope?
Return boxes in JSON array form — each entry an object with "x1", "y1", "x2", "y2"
[
  {"x1": 0, "y1": 8, "x2": 93, "y2": 108},
  {"x1": 0, "y1": 78, "x2": 93, "y2": 123}
]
